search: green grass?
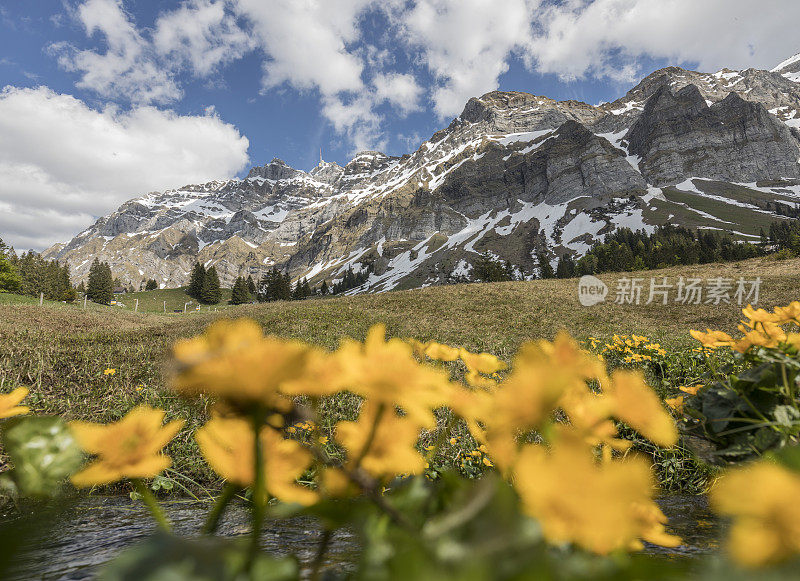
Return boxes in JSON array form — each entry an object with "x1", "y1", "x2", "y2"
[
  {"x1": 2, "y1": 255, "x2": 800, "y2": 492},
  {"x1": 122, "y1": 287, "x2": 234, "y2": 313},
  {"x1": 661, "y1": 188, "x2": 783, "y2": 236}
]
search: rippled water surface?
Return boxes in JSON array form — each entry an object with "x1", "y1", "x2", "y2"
[{"x1": 6, "y1": 494, "x2": 720, "y2": 579}]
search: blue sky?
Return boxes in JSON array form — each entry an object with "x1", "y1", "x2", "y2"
[{"x1": 1, "y1": 0, "x2": 798, "y2": 250}]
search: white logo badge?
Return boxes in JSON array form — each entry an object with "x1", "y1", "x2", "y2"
[{"x1": 578, "y1": 275, "x2": 608, "y2": 306}]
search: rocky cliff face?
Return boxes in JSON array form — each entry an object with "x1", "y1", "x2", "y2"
[
  {"x1": 44, "y1": 54, "x2": 800, "y2": 293},
  {"x1": 627, "y1": 85, "x2": 800, "y2": 185}
]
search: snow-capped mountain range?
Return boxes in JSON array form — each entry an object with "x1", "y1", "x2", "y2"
[{"x1": 44, "y1": 54, "x2": 800, "y2": 293}]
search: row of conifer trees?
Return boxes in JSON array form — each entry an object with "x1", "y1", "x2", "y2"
[{"x1": 0, "y1": 238, "x2": 77, "y2": 301}]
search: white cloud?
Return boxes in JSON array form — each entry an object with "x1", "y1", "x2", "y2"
[
  {"x1": 373, "y1": 72, "x2": 424, "y2": 115},
  {"x1": 0, "y1": 86, "x2": 249, "y2": 251},
  {"x1": 235, "y1": 0, "x2": 373, "y2": 96},
  {"x1": 402, "y1": 0, "x2": 537, "y2": 119},
  {"x1": 524, "y1": 0, "x2": 800, "y2": 81},
  {"x1": 153, "y1": 0, "x2": 255, "y2": 77},
  {"x1": 51, "y1": 0, "x2": 180, "y2": 104}
]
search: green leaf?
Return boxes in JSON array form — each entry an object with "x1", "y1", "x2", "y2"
[
  {"x1": 1, "y1": 415, "x2": 84, "y2": 498},
  {"x1": 772, "y1": 405, "x2": 800, "y2": 427}
]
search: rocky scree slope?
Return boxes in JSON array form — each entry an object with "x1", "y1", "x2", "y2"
[{"x1": 44, "y1": 55, "x2": 800, "y2": 293}]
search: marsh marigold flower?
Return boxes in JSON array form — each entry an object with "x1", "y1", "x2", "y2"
[
  {"x1": 0, "y1": 387, "x2": 30, "y2": 419},
  {"x1": 606, "y1": 370, "x2": 678, "y2": 448},
  {"x1": 513, "y1": 439, "x2": 680, "y2": 554},
  {"x1": 172, "y1": 318, "x2": 312, "y2": 411},
  {"x1": 711, "y1": 460, "x2": 800, "y2": 567},
  {"x1": 336, "y1": 403, "x2": 426, "y2": 479},
  {"x1": 773, "y1": 301, "x2": 800, "y2": 324},
  {"x1": 70, "y1": 406, "x2": 183, "y2": 487},
  {"x1": 196, "y1": 416, "x2": 316, "y2": 505},
  {"x1": 484, "y1": 333, "x2": 607, "y2": 469},
  {"x1": 335, "y1": 324, "x2": 452, "y2": 428},
  {"x1": 689, "y1": 329, "x2": 734, "y2": 349}
]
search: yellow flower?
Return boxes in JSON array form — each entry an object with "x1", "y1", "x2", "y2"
[
  {"x1": 458, "y1": 348, "x2": 508, "y2": 375},
  {"x1": 279, "y1": 347, "x2": 345, "y2": 397},
  {"x1": 424, "y1": 342, "x2": 460, "y2": 362},
  {"x1": 0, "y1": 387, "x2": 30, "y2": 419},
  {"x1": 103, "y1": 368, "x2": 116, "y2": 376},
  {"x1": 172, "y1": 318, "x2": 311, "y2": 411},
  {"x1": 485, "y1": 333, "x2": 604, "y2": 468},
  {"x1": 689, "y1": 329, "x2": 734, "y2": 349},
  {"x1": 711, "y1": 460, "x2": 800, "y2": 567},
  {"x1": 196, "y1": 416, "x2": 316, "y2": 505},
  {"x1": 733, "y1": 322, "x2": 787, "y2": 353},
  {"x1": 664, "y1": 395, "x2": 685, "y2": 414},
  {"x1": 336, "y1": 403, "x2": 425, "y2": 479},
  {"x1": 678, "y1": 384, "x2": 703, "y2": 396},
  {"x1": 335, "y1": 324, "x2": 452, "y2": 428},
  {"x1": 773, "y1": 301, "x2": 800, "y2": 324},
  {"x1": 606, "y1": 370, "x2": 678, "y2": 447},
  {"x1": 70, "y1": 406, "x2": 184, "y2": 487},
  {"x1": 513, "y1": 439, "x2": 680, "y2": 554}
]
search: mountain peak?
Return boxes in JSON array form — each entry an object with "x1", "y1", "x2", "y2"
[
  {"x1": 246, "y1": 158, "x2": 303, "y2": 181},
  {"x1": 773, "y1": 52, "x2": 800, "y2": 82}
]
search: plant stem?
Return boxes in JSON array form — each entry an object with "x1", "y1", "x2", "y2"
[
  {"x1": 133, "y1": 478, "x2": 171, "y2": 531},
  {"x1": 246, "y1": 413, "x2": 267, "y2": 573},
  {"x1": 202, "y1": 482, "x2": 238, "y2": 535},
  {"x1": 309, "y1": 528, "x2": 333, "y2": 581},
  {"x1": 354, "y1": 403, "x2": 386, "y2": 467}
]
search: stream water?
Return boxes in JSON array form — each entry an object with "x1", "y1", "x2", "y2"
[{"x1": 5, "y1": 494, "x2": 722, "y2": 580}]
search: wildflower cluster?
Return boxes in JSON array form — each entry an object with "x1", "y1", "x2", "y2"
[
  {"x1": 590, "y1": 334, "x2": 667, "y2": 366},
  {"x1": 168, "y1": 320, "x2": 681, "y2": 557},
  {"x1": 672, "y1": 301, "x2": 800, "y2": 567},
  {"x1": 5, "y1": 307, "x2": 800, "y2": 577}
]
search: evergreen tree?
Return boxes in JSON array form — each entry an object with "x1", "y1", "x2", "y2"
[
  {"x1": 188, "y1": 262, "x2": 206, "y2": 299},
  {"x1": 201, "y1": 266, "x2": 222, "y2": 304},
  {"x1": 472, "y1": 253, "x2": 514, "y2": 282},
  {"x1": 0, "y1": 238, "x2": 21, "y2": 293},
  {"x1": 60, "y1": 263, "x2": 77, "y2": 302},
  {"x1": 145, "y1": 279, "x2": 158, "y2": 291},
  {"x1": 76, "y1": 280, "x2": 86, "y2": 296},
  {"x1": 556, "y1": 255, "x2": 576, "y2": 279},
  {"x1": 246, "y1": 275, "x2": 256, "y2": 295},
  {"x1": 87, "y1": 258, "x2": 113, "y2": 304},
  {"x1": 537, "y1": 253, "x2": 555, "y2": 279},
  {"x1": 230, "y1": 277, "x2": 250, "y2": 305},
  {"x1": 320, "y1": 280, "x2": 329, "y2": 295}
]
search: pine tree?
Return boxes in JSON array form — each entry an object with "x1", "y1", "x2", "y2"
[
  {"x1": 76, "y1": 280, "x2": 86, "y2": 295},
  {"x1": 246, "y1": 275, "x2": 256, "y2": 295},
  {"x1": 201, "y1": 266, "x2": 222, "y2": 304},
  {"x1": 556, "y1": 255, "x2": 576, "y2": 279},
  {"x1": 320, "y1": 280, "x2": 329, "y2": 295},
  {"x1": 230, "y1": 277, "x2": 249, "y2": 305},
  {"x1": 0, "y1": 238, "x2": 21, "y2": 293},
  {"x1": 188, "y1": 262, "x2": 206, "y2": 299},
  {"x1": 537, "y1": 253, "x2": 555, "y2": 279},
  {"x1": 86, "y1": 258, "x2": 101, "y2": 302},
  {"x1": 87, "y1": 259, "x2": 113, "y2": 304},
  {"x1": 60, "y1": 263, "x2": 76, "y2": 302},
  {"x1": 145, "y1": 279, "x2": 158, "y2": 291}
]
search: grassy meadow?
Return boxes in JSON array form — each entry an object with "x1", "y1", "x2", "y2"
[{"x1": 2, "y1": 254, "x2": 800, "y2": 492}]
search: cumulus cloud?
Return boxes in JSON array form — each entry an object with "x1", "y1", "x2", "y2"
[
  {"x1": 43, "y1": 0, "x2": 800, "y2": 155},
  {"x1": 51, "y1": 0, "x2": 181, "y2": 104},
  {"x1": 402, "y1": 0, "x2": 537, "y2": 119},
  {"x1": 154, "y1": 0, "x2": 255, "y2": 77},
  {"x1": 0, "y1": 86, "x2": 249, "y2": 250},
  {"x1": 373, "y1": 72, "x2": 424, "y2": 115},
  {"x1": 524, "y1": 0, "x2": 800, "y2": 81}
]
